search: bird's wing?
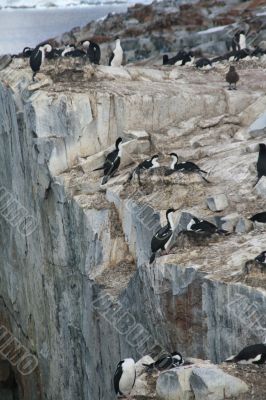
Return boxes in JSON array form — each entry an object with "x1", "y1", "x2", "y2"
[
  {"x1": 30, "y1": 49, "x2": 42, "y2": 70},
  {"x1": 113, "y1": 362, "x2": 123, "y2": 395},
  {"x1": 103, "y1": 149, "x2": 119, "y2": 176},
  {"x1": 154, "y1": 225, "x2": 172, "y2": 239},
  {"x1": 109, "y1": 52, "x2": 114, "y2": 66}
]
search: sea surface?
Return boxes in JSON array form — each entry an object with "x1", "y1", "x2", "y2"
[{"x1": 0, "y1": 5, "x2": 131, "y2": 55}]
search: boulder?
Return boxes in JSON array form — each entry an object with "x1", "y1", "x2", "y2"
[
  {"x1": 190, "y1": 365, "x2": 248, "y2": 400},
  {"x1": 156, "y1": 367, "x2": 194, "y2": 400}
]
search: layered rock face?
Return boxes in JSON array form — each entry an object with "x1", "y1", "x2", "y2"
[{"x1": 0, "y1": 57, "x2": 266, "y2": 399}]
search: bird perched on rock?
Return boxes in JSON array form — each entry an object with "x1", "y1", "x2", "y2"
[
  {"x1": 163, "y1": 50, "x2": 188, "y2": 65},
  {"x1": 165, "y1": 153, "x2": 209, "y2": 182},
  {"x1": 231, "y1": 31, "x2": 246, "y2": 52},
  {"x1": 62, "y1": 44, "x2": 86, "y2": 58},
  {"x1": 226, "y1": 344, "x2": 266, "y2": 364},
  {"x1": 255, "y1": 250, "x2": 266, "y2": 266},
  {"x1": 254, "y1": 143, "x2": 266, "y2": 186},
  {"x1": 82, "y1": 40, "x2": 101, "y2": 64},
  {"x1": 23, "y1": 47, "x2": 33, "y2": 58},
  {"x1": 109, "y1": 37, "x2": 123, "y2": 67},
  {"x1": 143, "y1": 352, "x2": 184, "y2": 371},
  {"x1": 195, "y1": 58, "x2": 212, "y2": 69},
  {"x1": 187, "y1": 217, "x2": 228, "y2": 235},
  {"x1": 175, "y1": 51, "x2": 194, "y2": 66},
  {"x1": 114, "y1": 358, "x2": 136, "y2": 398},
  {"x1": 30, "y1": 43, "x2": 53, "y2": 81},
  {"x1": 93, "y1": 137, "x2": 123, "y2": 185},
  {"x1": 150, "y1": 208, "x2": 176, "y2": 264},
  {"x1": 128, "y1": 155, "x2": 160, "y2": 185},
  {"x1": 226, "y1": 66, "x2": 239, "y2": 90},
  {"x1": 249, "y1": 211, "x2": 266, "y2": 224}
]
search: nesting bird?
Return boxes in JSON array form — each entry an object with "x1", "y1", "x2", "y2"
[
  {"x1": 29, "y1": 43, "x2": 53, "y2": 81},
  {"x1": 187, "y1": 217, "x2": 228, "y2": 235},
  {"x1": 249, "y1": 211, "x2": 266, "y2": 224},
  {"x1": 166, "y1": 153, "x2": 209, "y2": 182},
  {"x1": 255, "y1": 250, "x2": 266, "y2": 266},
  {"x1": 93, "y1": 137, "x2": 123, "y2": 185},
  {"x1": 255, "y1": 143, "x2": 266, "y2": 186},
  {"x1": 82, "y1": 40, "x2": 101, "y2": 64},
  {"x1": 226, "y1": 344, "x2": 266, "y2": 364},
  {"x1": 114, "y1": 358, "x2": 136, "y2": 398},
  {"x1": 109, "y1": 38, "x2": 123, "y2": 67},
  {"x1": 195, "y1": 58, "x2": 212, "y2": 69},
  {"x1": 143, "y1": 352, "x2": 184, "y2": 371},
  {"x1": 226, "y1": 66, "x2": 239, "y2": 90},
  {"x1": 150, "y1": 208, "x2": 176, "y2": 264},
  {"x1": 128, "y1": 155, "x2": 160, "y2": 185}
]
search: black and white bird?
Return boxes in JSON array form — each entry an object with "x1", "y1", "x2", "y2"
[
  {"x1": 231, "y1": 31, "x2": 246, "y2": 52},
  {"x1": 175, "y1": 51, "x2": 194, "y2": 66},
  {"x1": 255, "y1": 251, "x2": 266, "y2": 266},
  {"x1": 82, "y1": 40, "x2": 101, "y2": 64},
  {"x1": 109, "y1": 38, "x2": 123, "y2": 67},
  {"x1": 61, "y1": 44, "x2": 76, "y2": 57},
  {"x1": 255, "y1": 251, "x2": 266, "y2": 265},
  {"x1": 128, "y1": 155, "x2": 160, "y2": 185},
  {"x1": 163, "y1": 50, "x2": 188, "y2": 65},
  {"x1": 166, "y1": 153, "x2": 209, "y2": 182},
  {"x1": 93, "y1": 137, "x2": 123, "y2": 185},
  {"x1": 23, "y1": 47, "x2": 33, "y2": 58},
  {"x1": 226, "y1": 344, "x2": 266, "y2": 364},
  {"x1": 195, "y1": 58, "x2": 212, "y2": 69},
  {"x1": 143, "y1": 352, "x2": 183, "y2": 371},
  {"x1": 150, "y1": 208, "x2": 176, "y2": 264},
  {"x1": 29, "y1": 43, "x2": 52, "y2": 81},
  {"x1": 249, "y1": 211, "x2": 266, "y2": 224},
  {"x1": 114, "y1": 358, "x2": 136, "y2": 398},
  {"x1": 186, "y1": 217, "x2": 228, "y2": 235},
  {"x1": 254, "y1": 143, "x2": 266, "y2": 186}
]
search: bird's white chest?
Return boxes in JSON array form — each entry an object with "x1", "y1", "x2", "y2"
[
  {"x1": 119, "y1": 366, "x2": 135, "y2": 395},
  {"x1": 151, "y1": 160, "x2": 159, "y2": 168},
  {"x1": 111, "y1": 45, "x2": 123, "y2": 67},
  {"x1": 239, "y1": 34, "x2": 246, "y2": 50}
]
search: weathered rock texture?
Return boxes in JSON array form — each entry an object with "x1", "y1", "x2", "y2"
[{"x1": 0, "y1": 55, "x2": 266, "y2": 400}]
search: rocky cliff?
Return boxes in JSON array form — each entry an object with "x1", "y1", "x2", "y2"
[{"x1": 0, "y1": 55, "x2": 266, "y2": 399}]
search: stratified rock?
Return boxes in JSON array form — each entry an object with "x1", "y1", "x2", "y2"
[
  {"x1": 190, "y1": 365, "x2": 248, "y2": 400},
  {"x1": 206, "y1": 194, "x2": 229, "y2": 212}
]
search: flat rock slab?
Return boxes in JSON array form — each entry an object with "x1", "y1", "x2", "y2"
[{"x1": 190, "y1": 365, "x2": 248, "y2": 400}]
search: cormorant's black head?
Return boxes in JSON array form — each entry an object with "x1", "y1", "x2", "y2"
[
  {"x1": 171, "y1": 352, "x2": 183, "y2": 365},
  {"x1": 163, "y1": 55, "x2": 169, "y2": 65},
  {"x1": 169, "y1": 152, "x2": 178, "y2": 159},
  {"x1": 239, "y1": 30, "x2": 245, "y2": 36},
  {"x1": 151, "y1": 154, "x2": 159, "y2": 160},
  {"x1": 115, "y1": 137, "x2": 123, "y2": 149},
  {"x1": 115, "y1": 36, "x2": 120, "y2": 41},
  {"x1": 259, "y1": 143, "x2": 266, "y2": 151},
  {"x1": 166, "y1": 208, "x2": 176, "y2": 215}
]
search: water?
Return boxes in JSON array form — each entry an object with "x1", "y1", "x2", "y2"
[{"x1": 0, "y1": 5, "x2": 129, "y2": 55}]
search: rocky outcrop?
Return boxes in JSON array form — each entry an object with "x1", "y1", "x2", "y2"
[
  {"x1": 54, "y1": 0, "x2": 266, "y2": 63},
  {"x1": 0, "y1": 55, "x2": 266, "y2": 400}
]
